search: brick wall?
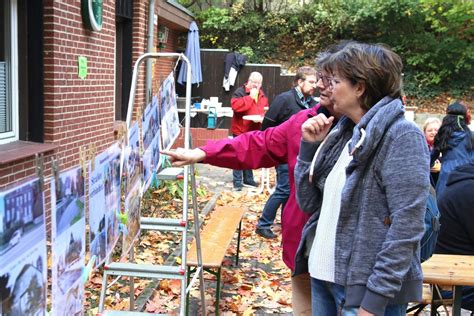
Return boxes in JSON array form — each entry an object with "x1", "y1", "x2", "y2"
[{"x1": 0, "y1": 1, "x2": 192, "y2": 230}]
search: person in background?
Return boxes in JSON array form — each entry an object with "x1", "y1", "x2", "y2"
[
  {"x1": 435, "y1": 161, "x2": 474, "y2": 312},
  {"x1": 431, "y1": 101, "x2": 474, "y2": 198},
  {"x1": 423, "y1": 117, "x2": 441, "y2": 151},
  {"x1": 161, "y1": 45, "x2": 344, "y2": 315},
  {"x1": 256, "y1": 66, "x2": 318, "y2": 239},
  {"x1": 423, "y1": 117, "x2": 442, "y2": 185},
  {"x1": 295, "y1": 43, "x2": 429, "y2": 315},
  {"x1": 230, "y1": 71, "x2": 269, "y2": 191}
]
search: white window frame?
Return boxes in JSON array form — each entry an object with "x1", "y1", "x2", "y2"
[{"x1": 0, "y1": 0, "x2": 19, "y2": 145}]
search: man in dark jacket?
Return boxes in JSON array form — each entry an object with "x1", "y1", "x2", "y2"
[
  {"x1": 435, "y1": 161, "x2": 474, "y2": 311},
  {"x1": 255, "y1": 66, "x2": 318, "y2": 239}
]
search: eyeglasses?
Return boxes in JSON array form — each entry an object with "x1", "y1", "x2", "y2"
[{"x1": 316, "y1": 72, "x2": 332, "y2": 87}]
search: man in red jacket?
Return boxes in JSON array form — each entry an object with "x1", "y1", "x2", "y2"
[{"x1": 230, "y1": 72, "x2": 269, "y2": 190}]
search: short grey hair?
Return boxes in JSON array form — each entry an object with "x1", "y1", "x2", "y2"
[{"x1": 248, "y1": 71, "x2": 263, "y2": 82}]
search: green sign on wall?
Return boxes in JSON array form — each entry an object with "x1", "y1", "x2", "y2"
[{"x1": 81, "y1": 0, "x2": 103, "y2": 31}]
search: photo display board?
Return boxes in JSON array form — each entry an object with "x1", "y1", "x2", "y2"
[
  {"x1": 51, "y1": 166, "x2": 86, "y2": 316},
  {"x1": 124, "y1": 122, "x2": 141, "y2": 194},
  {"x1": 160, "y1": 71, "x2": 180, "y2": 150},
  {"x1": 121, "y1": 180, "x2": 141, "y2": 258},
  {"x1": 142, "y1": 95, "x2": 162, "y2": 192},
  {"x1": 88, "y1": 143, "x2": 122, "y2": 268},
  {"x1": 0, "y1": 177, "x2": 47, "y2": 315}
]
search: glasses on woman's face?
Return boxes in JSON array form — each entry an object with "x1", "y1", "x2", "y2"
[{"x1": 316, "y1": 72, "x2": 331, "y2": 88}]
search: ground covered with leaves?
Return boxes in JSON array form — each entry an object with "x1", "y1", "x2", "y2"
[{"x1": 83, "y1": 171, "x2": 293, "y2": 315}]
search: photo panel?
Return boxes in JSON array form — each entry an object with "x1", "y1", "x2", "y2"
[
  {"x1": 160, "y1": 72, "x2": 180, "y2": 150},
  {"x1": 121, "y1": 181, "x2": 141, "y2": 258},
  {"x1": 51, "y1": 167, "x2": 86, "y2": 237},
  {"x1": 142, "y1": 95, "x2": 159, "y2": 151},
  {"x1": 142, "y1": 133, "x2": 161, "y2": 193},
  {"x1": 88, "y1": 143, "x2": 122, "y2": 268},
  {"x1": 51, "y1": 222, "x2": 85, "y2": 316},
  {"x1": 0, "y1": 177, "x2": 47, "y2": 316},
  {"x1": 124, "y1": 122, "x2": 141, "y2": 194},
  {"x1": 51, "y1": 166, "x2": 86, "y2": 316},
  {"x1": 104, "y1": 143, "x2": 122, "y2": 257}
]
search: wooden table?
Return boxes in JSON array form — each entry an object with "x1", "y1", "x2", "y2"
[{"x1": 422, "y1": 254, "x2": 474, "y2": 315}]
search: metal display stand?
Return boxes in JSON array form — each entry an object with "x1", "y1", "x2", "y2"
[{"x1": 98, "y1": 53, "x2": 206, "y2": 316}]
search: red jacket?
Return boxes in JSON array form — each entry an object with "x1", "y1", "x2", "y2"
[
  {"x1": 201, "y1": 105, "x2": 323, "y2": 271},
  {"x1": 230, "y1": 85, "x2": 268, "y2": 135}
]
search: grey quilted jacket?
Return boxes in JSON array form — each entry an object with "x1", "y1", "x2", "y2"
[{"x1": 294, "y1": 97, "x2": 430, "y2": 315}]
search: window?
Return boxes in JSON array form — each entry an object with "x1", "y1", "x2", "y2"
[{"x1": 0, "y1": 0, "x2": 19, "y2": 144}]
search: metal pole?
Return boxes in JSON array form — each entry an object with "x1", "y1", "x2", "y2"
[{"x1": 145, "y1": 0, "x2": 155, "y2": 106}]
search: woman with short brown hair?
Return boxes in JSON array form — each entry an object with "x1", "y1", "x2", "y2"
[{"x1": 295, "y1": 43, "x2": 430, "y2": 316}]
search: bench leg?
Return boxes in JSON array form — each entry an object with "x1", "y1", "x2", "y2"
[
  {"x1": 452, "y1": 286, "x2": 462, "y2": 316},
  {"x1": 215, "y1": 267, "x2": 222, "y2": 316},
  {"x1": 235, "y1": 220, "x2": 242, "y2": 266}
]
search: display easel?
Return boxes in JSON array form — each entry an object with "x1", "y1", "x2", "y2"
[{"x1": 98, "y1": 53, "x2": 206, "y2": 316}]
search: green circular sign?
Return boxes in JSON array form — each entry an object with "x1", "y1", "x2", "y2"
[{"x1": 81, "y1": 0, "x2": 103, "y2": 31}]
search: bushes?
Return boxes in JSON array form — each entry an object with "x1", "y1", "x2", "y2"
[{"x1": 190, "y1": 0, "x2": 473, "y2": 101}]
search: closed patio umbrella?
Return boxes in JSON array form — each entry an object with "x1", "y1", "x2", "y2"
[{"x1": 177, "y1": 21, "x2": 202, "y2": 85}]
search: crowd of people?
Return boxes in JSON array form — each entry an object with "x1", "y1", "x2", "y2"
[{"x1": 162, "y1": 41, "x2": 473, "y2": 315}]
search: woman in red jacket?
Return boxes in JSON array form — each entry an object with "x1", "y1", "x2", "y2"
[{"x1": 162, "y1": 50, "x2": 341, "y2": 314}]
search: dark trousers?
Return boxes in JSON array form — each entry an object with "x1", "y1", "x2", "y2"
[{"x1": 257, "y1": 164, "x2": 290, "y2": 229}]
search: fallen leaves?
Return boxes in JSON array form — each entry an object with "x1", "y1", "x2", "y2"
[{"x1": 83, "y1": 169, "x2": 294, "y2": 314}]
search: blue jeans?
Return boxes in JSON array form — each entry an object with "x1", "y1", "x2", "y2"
[
  {"x1": 232, "y1": 169, "x2": 254, "y2": 188},
  {"x1": 311, "y1": 278, "x2": 408, "y2": 316},
  {"x1": 257, "y1": 164, "x2": 290, "y2": 229}
]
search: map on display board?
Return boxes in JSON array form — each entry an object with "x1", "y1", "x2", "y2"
[
  {"x1": 160, "y1": 72, "x2": 180, "y2": 150},
  {"x1": 88, "y1": 143, "x2": 122, "y2": 268},
  {"x1": 51, "y1": 166, "x2": 86, "y2": 316},
  {"x1": 142, "y1": 95, "x2": 162, "y2": 192},
  {"x1": 0, "y1": 177, "x2": 47, "y2": 316}
]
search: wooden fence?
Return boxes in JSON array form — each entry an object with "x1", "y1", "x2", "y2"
[{"x1": 175, "y1": 49, "x2": 294, "y2": 129}]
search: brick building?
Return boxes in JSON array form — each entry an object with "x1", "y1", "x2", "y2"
[{"x1": 0, "y1": 0, "x2": 194, "y2": 226}]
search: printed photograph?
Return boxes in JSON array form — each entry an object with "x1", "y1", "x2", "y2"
[
  {"x1": 0, "y1": 245, "x2": 47, "y2": 316},
  {"x1": 89, "y1": 150, "x2": 108, "y2": 266},
  {"x1": 160, "y1": 72, "x2": 180, "y2": 150},
  {"x1": 89, "y1": 143, "x2": 122, "y2": 268},
  {"x1": 142, "y1": 95, "x2": 159, "y2": 151},
  {"x1": 52, "y1": 220, "x2": 85, "y2": 316},
  {"x1": 124, "y1": 122, "x2": 141, "y2": 194},
  {"x1": 121, "y1": 181, "x2": 141, "y2": 258},
  {"x1": 142, "y1": 133, "x2": 161, "y2": 192},
  {"x1": 51, "y1": 167, "x2": 85, "y2": 237},
  {"x1": 0, "y1": 178, "x2": 45, "y2": 257}
]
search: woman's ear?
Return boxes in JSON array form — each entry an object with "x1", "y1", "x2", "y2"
[{"x1": 355, "y1": 81, "x2": 366, "y2": 98}]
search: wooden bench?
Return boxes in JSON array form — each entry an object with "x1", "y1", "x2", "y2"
[{"x1": 186, "y1": 206, "x2": 245, "y2": 315}]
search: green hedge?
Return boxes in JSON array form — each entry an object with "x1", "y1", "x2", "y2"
[{"x1": 191, "y1": 0, "x2": 473, "y2": 101}]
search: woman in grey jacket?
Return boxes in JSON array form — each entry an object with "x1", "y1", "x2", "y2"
[{"x1": 294, "y1": 43, "x2": 430, "y2": 316}]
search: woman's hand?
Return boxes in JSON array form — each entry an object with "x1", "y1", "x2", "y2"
[
  {"x1": 430, "y1": 159, "x2": 441, "y2": 173},
  {"x1": 160, "y1": 148, "x2": 206, "y2": 167},
  {"x1": 301, "y1": 113, "x2": 334, "y2": 143}
]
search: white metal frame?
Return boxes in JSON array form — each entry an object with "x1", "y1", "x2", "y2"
[
  {"x1": 103, "y1": 52, "x2": 206, "y2": 315},
  {"x1": 0, "y1": 0, "x2": 19, "y2": 144}
]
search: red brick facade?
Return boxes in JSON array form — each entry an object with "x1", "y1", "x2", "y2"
[{"x1": 0, "y1": 1, "x2": 194, "y2": 229}]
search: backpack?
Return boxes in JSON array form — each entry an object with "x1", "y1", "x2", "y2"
[{"x1": 420, "y1": 186, "x2": 441, "y2": 262}]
